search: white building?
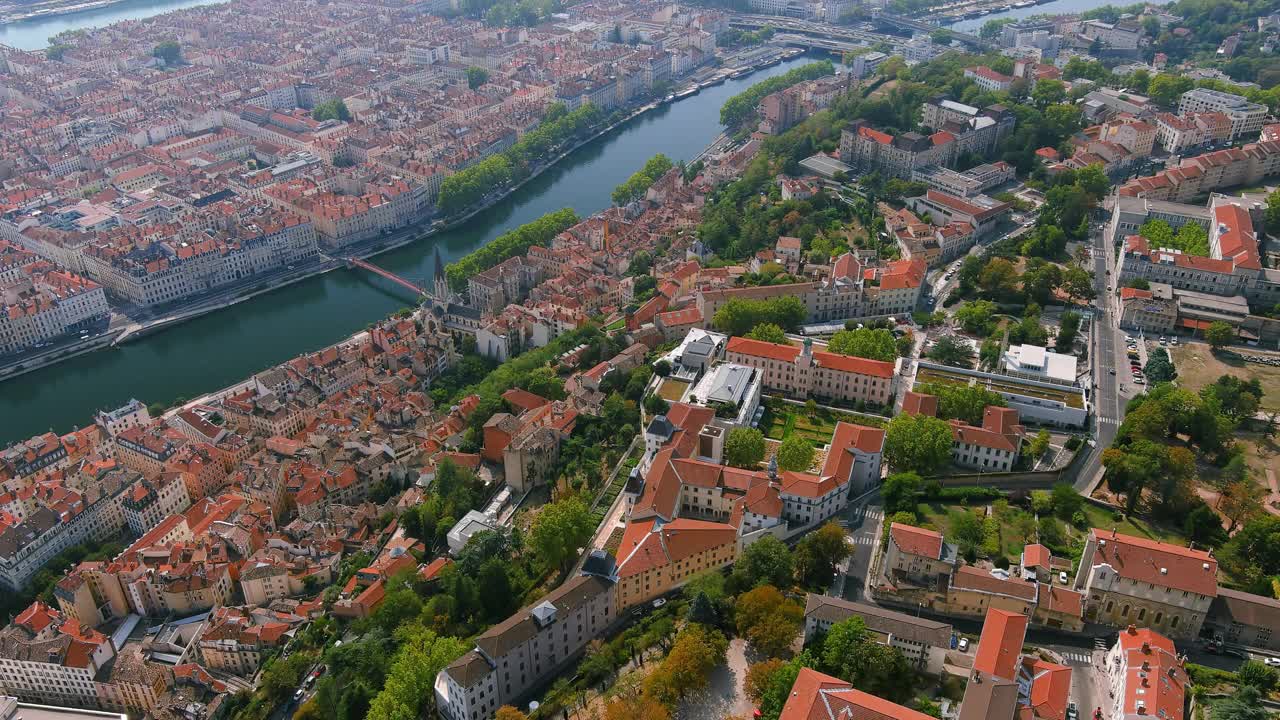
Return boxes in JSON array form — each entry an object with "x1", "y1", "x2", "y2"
[
  {"x1": 1002, "y1": 344, "x2": 1078, "y2": 386},
  {"x1": 1105, "y1": 626, "x2": 1186, "y2": 720},
  {"x1": 94, "y1": 400, "x2": 151, "y2": 438},
  {"x1": 446, "y1": 510, "x2": 499, "y2": 557},
  {"x1": 1178, "y1": 89, "x2": 1267, "y2": 140}
]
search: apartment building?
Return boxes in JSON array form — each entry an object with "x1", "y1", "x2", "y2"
[
  {"x1": 1073, "y1": 528, "x2": 1217, "y2": 639},
  {"x1": 906, "y1": 189, "x2": 1011, "y2": 239},
  {"x1": 0, "y1": 603, "x2": 115, "y2": 710},
  {"x1": 1118, "y1": 285, "x2": 1177, "y2": 333},
  {"x1": 964, "y1": 66, "x2": 1013, "y2": 92},
  {"x1": 1118, "y1": 196, "x2": 1280, "y2": 311},
  {"x1": 195, "y1": 606, "x2": 295, "y2": 677},
  {"x1": 959, "y1": 608, "x2": 1073, "y2": 720},
  {"x1": 1153, "y1": 112, "x2": 1232, "y2": 154},
  {"x1": 881, "y1": 522, "x2": 957, "y2": 589},
  {"x1": 615, "y1": 517, "x2": 737, "y2": 609},
  {"x1": 802, "y1": 593, "x2": 952, "y2": 667},
  {"x1": 121, "y1": 474, "x2": 192, "y2": 536},
  {"x1": 1178, "y1": 89, "x2": 1267, "y2": 140},
  {"x1": 1118, "y1": 140, "x2": 1280, "y2": 204},
  {"x1": 1105, "y1": 626, "x2": 1186, "y2": 720},
  {"x1": 0, "y1": 263, "x2": 109, "y2": 356},
  {"x1": 435, "y1": 571, "x2": 616, "y2": 720},
  {"x1": 724, "y1": 336, "x2": 895, "y2": 408},
  {"x1": 901, "y1": 393, "x2": 1025, "y2": 471}
]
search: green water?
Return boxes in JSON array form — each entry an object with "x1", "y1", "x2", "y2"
[{"x1": 0, "y1": 55, "x2": 817, "y2": 444}]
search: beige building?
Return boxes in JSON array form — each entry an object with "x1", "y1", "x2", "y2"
[
  {"x1": 435, "y1": 571, "x2": 616, "y2": 720},
  {"x1": 881, "y1": 522, "x2": 958, "y2": 590},
  {"x1": 724, "y1": 336, "x2": 896, "y2": 408},
  {"x1": 803, "y1": 593, "x2": 952, "y2": 667},
  {"x1": 1073, "y1": 528, "x2": 1217, "y2": 639},
  {"x1": 614, "y1": 518, "x2": 737, "y2": 610}
]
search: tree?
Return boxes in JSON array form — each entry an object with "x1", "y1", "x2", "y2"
[
  {"x1": 1206, "y1": 321, "x2": 1235, "y2": 350},
  {"x1": 713, "y1": 296, "x2": 807, "y2": 335},
  {"x1": 1062, "y1": 264, "x2": 1096, "y2": 302},
  {"x1": 747, "y1": 322, "x2": 788, "y2": 344},
  {"x1": 312, "y1": 98, "x2": 351, "y2": 122},
  {"x1": 613, "y1": 154, "x2": 675, "y2": 205},
  {"x1": 604, "y1": 697, "x2": 671, "y2": 720},
  {"x1": 885, "y1": 413, "x2": 953, "y2": 475},
  {"x1": 1220, "y1": 479, "x2": 1266, "y2": 533},
  {"x1": 1267, "y1": 189, "x2": 1280, "y2": 232},
  {"x1": 881, "y1": 472, "x2": 921, "y2": 514},
  {"x1": 745, "y1": 659, "x2": 786, "y2": 704},
  {"x1": 644, "y1": 624, "x2": 729, "y2": 706},
  {"x1": 725, "y1": 428, "x2": 767, "y2": 469},
  {"x1": 495, "y1": 707, "x2": 529, "y2": 720},
  {"x1": 1050, "y1": 483, "x2": 1083, "y2": 521},
  {"x1": 1144, "y1": 348, "x2": 1176, "y2": 383},
  {"x1": 366, "y1": 626, "x2": 468, "y2": 720},
  {"x1": 529, "y1": 494, "x2": 593, "y2": 573},
  {"x1": 978, "y1": 259, "x2": 1019, "y2": 298},
  {"x1": 1237, "y1": 660, "x2": 1279, "y2": 692},
  {"x1": 948, "y1": 509, "x2": 986, "y2": 555},
  {"x1": 1212, "y1": 687, "x2": 1272, "y2": 720},
  {"x1": 955, "y1": 300, "x2": 997, "y2": 336},
  {"x1": 776, "y1": 435, "x2": 815, "y2": 472},
  {"x1": 736, "y1": 585, "x2": 804, "y2": 658},
  {"x1": 1030, "y1": 429, "x2": 1051, "y2": 458},
  {"x1": 927, "y1": 335, "x2": 973, "y2": 366},
  {"x1": 826, "y1": 327, "x2": 897, "y2": 362},
  {"x1": 466, "y1": 66, "x2": 490, "y2": 89},
  {"x1": 914, "y1": 382, "x2": 1005, "y2": 425},
  {"x1": 1031, "y1": 79, "x2": 1066, "y2": 107},
  {"x1": 1056, "y1": 312, "x2": 1081, "y2": 353},
  {"x1": 731, "y1": 535, "x2": 794, "y2": 591},
  {"x1": 794, "y1": 522, "x2": 852, "y2": 589},
  {"x1": 817, "y1": 616, "x2": 913, "y2": 702},
  {"x1": 687, "y1": 591, "x2": 718, "y2": 625},
  {"x1": 152, "y1": 40, "x2": 181, "y2": 64},
  {"x1": 1222, "y1": 516, "x2": 1280, "y2": 587},
  {"x1": 1184, "y1": 503, "x2": 1227, "y2": 547}
]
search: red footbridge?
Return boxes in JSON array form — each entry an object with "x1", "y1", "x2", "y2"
[{"x1": 344, "y1": 257, "x2": 426, "y2": 296}]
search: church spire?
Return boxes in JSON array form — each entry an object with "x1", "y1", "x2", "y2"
[{"x1": 433, "y1": 247, "x2": 448, "y2": 300}]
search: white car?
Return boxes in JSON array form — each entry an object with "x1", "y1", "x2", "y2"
[
  {"x1": 1264, "y1": 657, "x2": 1280, "y2": 667},
  {"x1": 958, "y1": 637, "x2": 970, "y2": 652},
  {"x1": 1059, "y1": 571, "x2": 1068, "y2": 585}
]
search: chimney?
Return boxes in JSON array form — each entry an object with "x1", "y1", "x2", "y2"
[{"x1": 1142, "y1": 641, "x2": 1151, "y2": 654}]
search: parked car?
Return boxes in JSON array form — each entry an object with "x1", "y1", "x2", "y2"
[
  {"x1": 1264, "y1": 657, "x2": 1280, "y2": 667},
  {"x1": 1059, "y1": 571, "x2": 1068, "y2": 584},
  {"x1": 958, "y1": 637, "x2": 970, "y2": 652}
]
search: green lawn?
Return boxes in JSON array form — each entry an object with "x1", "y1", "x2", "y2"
[
  {"x1": 760, "y1": 398, "x2": 886, "y2": 446},
  {"x1": 1073, "y1": 502, "x2": 1188, "y2": 547},
  {"x1": 656, "y1": 378, "x2": 690, "y2": 402}
]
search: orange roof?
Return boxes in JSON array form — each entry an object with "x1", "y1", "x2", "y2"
[
  {"x1": 821, "y1": 421, "x2": 885, "y2": 482},
  {"x1": 902, "y1": 391, "x2": 939, "y2": 416},
  {"x1": 973, "y1": 608, "x2": 1028, "y2": 681},
  {"x1": 616, "y1": 517, "x2": 736, "y2": 579},
  {"x1": 1119, "y1": 287, "x2": 1153, "y2": 300},
  {"x1": 1024, "y1": 657, "x2": 1073, "y2": 720},
  {"x1": 726, "y1": 336, "x2": 801, "y2": 363},
  {"x1": 780, "y1": 667, "x2": 937, "y2": 720},
  {"x1": 1087, "y1": 528, "x2": 1217, "y2": 597},
  {"x1": 813, "y1": 351, "x2": 895, "y2": 378},
  {"x1": 1022, "y1": 543, "x2": 1051, "y2": 570},
  {"x1": 890, "y1": 523, "x2": 943, "y2": 559}
]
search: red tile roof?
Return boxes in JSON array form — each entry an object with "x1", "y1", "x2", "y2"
[
  {"x1": 726, "y1": 336, "x2": 801, "y2": 363},
  {"x1": 890, "y1": 523, "x2": 943, "y2": 559},
  {"x1": 1024, "y1": 657, "x2": 1073, "y2": 720},
  {"x1": 813, "y1": 350, "x2": 895, "y2": 379},
  {"x1": 780, "y1": 667, "x2": 938, "y2": 720},
  {"x1": 973, "y1": 608, "x2": 1028, "y2": 681},
  {"x1": 902, "y1": 391, "x2": 939, "y2": 416},
  {"x1": 1086, "y1": 528, "x2": 1218, "y2": 597}
]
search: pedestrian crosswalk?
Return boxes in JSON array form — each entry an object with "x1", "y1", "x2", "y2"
[
  {"x1": 1060, "y1": 651, "x2": 1092, "y2": 664},
  {"x1": 1097, "y1": 417, "x2": 1119, "y2": 427},
  {"x1": 851, "y1": 535, "x2": 876, "y2": 546},
  {"x1": 862, "y1": 508, "x2": 882, "y2": 520}
]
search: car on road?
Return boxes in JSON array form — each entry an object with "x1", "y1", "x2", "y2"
[
  {"x1": 1109, "y1": 369, "x2": 1116, "y2": 375},
  {"x1": 1066, "y1": 702, "x2": 1078, "y2": 720},
  {"x1": 652, "y1": 598, "x2": 666, "y2": 609},
  {"x1": 958, "y1": 637, "x2": 970, "y2": 652},
  {"x1": 1264, "y1": 657, "x2": 1280, "y2": 667}
]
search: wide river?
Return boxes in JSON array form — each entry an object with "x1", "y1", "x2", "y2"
[{"x1": 0, "y1": 52, "x2": 821, "y2": 445}]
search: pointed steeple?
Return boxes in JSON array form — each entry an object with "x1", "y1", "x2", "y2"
[{"x1": 433, "y1": 247, "x2": 448, "y2": 301}]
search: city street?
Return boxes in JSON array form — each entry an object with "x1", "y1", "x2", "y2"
[
  {"x1": 833, "y1": 489, "x2": 883, "y2": 602},
  {"x1": 1072, "y1": 220, "x2": 1125, "y2": 491}
]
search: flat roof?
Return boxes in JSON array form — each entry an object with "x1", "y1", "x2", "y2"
[{"x1": 799, "y1": 154, "x2": 853, "y2": 179}]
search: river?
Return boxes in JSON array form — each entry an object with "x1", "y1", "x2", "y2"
[
  {"x1": 0, "y1": 54, "x2": 820, "y2": 445},
  {"x1": 945, "y1": 0, "x2": 1114, "y2": 32},
  {"x1": 0, "y1": 0, "x2": 220, "y2": 49}
]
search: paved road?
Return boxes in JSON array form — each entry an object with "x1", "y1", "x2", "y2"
[
  {"x1": 1073, "y1": 222, "x2": 1125, "y2": 492},
  {"x1": 834, "y1": 489, "x2": 883, "y2": 602}
]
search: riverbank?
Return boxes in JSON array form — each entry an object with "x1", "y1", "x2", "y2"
[
  {"x1": 0, "y1": 50, "x2": 798, "y2": 392},
  {"x1": 0, "y1": 52, "x2": 818, "y2": 445}
]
